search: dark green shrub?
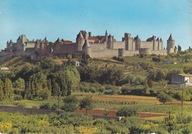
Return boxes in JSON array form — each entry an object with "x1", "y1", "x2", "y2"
[
  {"x1": 116, "y1": 107, "x2": 138, "y2": 117},
  {"x1": 39, "y1": 103, "x2": 51, "y2": 109}
]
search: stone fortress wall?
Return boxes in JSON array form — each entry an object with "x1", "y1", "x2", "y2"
[{"x1": 1, "y1": 30, "x2": 177, "y2": 60}]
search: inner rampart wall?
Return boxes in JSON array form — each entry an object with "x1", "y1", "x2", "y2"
[
  {"x1": 140, "y1": 41, "x2": 153, "y2": 49},
  {"x1": 113, "y1": 41, "x2": 125, "y2": 49},
  {"x1": 90, "y1": 43, "x2": 106, "y2": 51},
  {"x1": 91, "y1": 49, "x2": 118, "y2": 58}
]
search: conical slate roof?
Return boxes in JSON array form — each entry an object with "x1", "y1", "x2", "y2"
[{"x1": 168, "y1": 34, "x2": 173, "y2": 40}]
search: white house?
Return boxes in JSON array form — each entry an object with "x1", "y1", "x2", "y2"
[{"x1": 171, "y1": 74, "x2": 192, "y2": 86}]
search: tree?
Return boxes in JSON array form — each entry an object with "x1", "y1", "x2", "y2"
[
  {"x1": 14, "y1": 78, "x2": 25, "y2": 91},
  {"x1": 51, "y1": 65, "x2": 80, "y2": 96},
  {"x1": 0, "y1": 79, "x2": 4, "y2": 100},
  {"x1": 13, "y1": 78, "x2": 25, "y2": 98},
  {"x1": 29, "y1": 72, "x2": 48, "y2": 99},
  {"x1": 157, "y1": 92, "x2": 173, "y2": 104},
  {"x1": 79, "y1": 96, "x2": 93, "y2": 114},
  {"x1": 40, "y1": 58, "x2": 55, "y2": 69},
  {"x1": 4, "y1": 78, "x2": 13, "y2": 100},
  {"x1": 62, "y1": 95, "x2": 79, "y2": 112}
]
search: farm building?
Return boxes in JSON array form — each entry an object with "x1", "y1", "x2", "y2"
[{"x1": 171, "y1": 74, "x2": 192, "y2": 86}]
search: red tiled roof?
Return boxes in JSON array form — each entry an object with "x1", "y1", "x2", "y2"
[
  {"x1": 64, "y1": 40, "x2": 72, "y2": 43},
  {"x1": 88, "y1": 36, "x2": 99, "y2": 41}
]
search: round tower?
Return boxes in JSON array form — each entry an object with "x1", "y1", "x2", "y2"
[
  {"x1": 124, "y1": 33, "x2": 131, "y2": 50},
  {"x1": 82, "y1": 38, "x2": 91, "y2": 57},
  {"x1": 107, "y1": 35, "x2": 113, "y2": 49},
  {"x1": 134, "y1": 35, "x2": 141, "y2": 50},
  {"x1": 76, "y1": 31, "x2": 85, "y2": 51},
  {"x1": 167, "y1": 34, "x2": 176, "y2": 54}
]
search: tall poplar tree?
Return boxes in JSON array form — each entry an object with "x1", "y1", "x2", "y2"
[
  {"x1": 4, "y1": 78, "x2": 13, "y2": 100},
  {"x1": 0, "y1": 79, "x2": 4, "y2": 100}
]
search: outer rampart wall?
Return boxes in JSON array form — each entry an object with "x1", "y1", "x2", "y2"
[
  {"x1": 150, "y1": 50, "x2": 167, "y2": 55},
  {"x1": 124, "y1": 50, "x2": 139, "y2": 56}
]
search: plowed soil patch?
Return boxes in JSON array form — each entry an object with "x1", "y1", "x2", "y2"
[
  {"x1": 77, "y1": 109, "x2": 117, "y2": 117},
  {"x1": 77, "y1": 109, "x2": 168, "y2": 119}
]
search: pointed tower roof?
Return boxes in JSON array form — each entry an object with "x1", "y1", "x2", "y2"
[
  {"x1": 17, "y1": 36, "x2": 21, "y2": 40},
  {"x1": 134, "y1": 35, "x2": 140, "y2": 40},
  {"x1": 105, "y1": 30, "x2": 108, "y2": 36},
  {"x1": 77, "y1": 32, "x2": 84, "y2": 39},
  {"x1": 55, "y1": 38, "x2": 61, "y2": 43},
  {"x1": 168, "y1": 34, "x2": 173, "y2": 40}
]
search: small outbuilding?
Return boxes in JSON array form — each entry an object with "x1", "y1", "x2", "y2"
[{"x1": 171, "y1": 74, "x2": 192, "y2": 86}]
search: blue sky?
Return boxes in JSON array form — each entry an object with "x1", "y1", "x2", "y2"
[{"x1": 0, "y1": 0, "x2": 191, "y2": 50}]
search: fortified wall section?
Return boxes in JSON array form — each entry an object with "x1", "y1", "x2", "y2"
[
  {"x1": 90, "y1": 43, "x2": 106, "y2": 51},
  {"x1": 112, "y1": 41, "x2": 125, "y2": 49},
  {"x1": 91, "y1": 49, "x2": 118, "y2": 58},
  {"x1": 91, "y1": 49, "x2": 140, "y2": 58}
]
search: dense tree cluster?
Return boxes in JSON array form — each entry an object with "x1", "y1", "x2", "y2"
[{"x1": 0, "y1": 58, "x2": 80, "y2": 101}]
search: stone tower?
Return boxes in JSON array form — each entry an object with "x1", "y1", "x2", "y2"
[
  {"x1": 82, "y1": 32, "x2": 91, "y2": 57},
  {"x1": 124, "y1": 33, "x2": 132, "y2": 50},
  {"x1": 105, "y1": 30, "x2": 108, "y2": 42},
  {"x1": 76, "y1": 31, "x2": 85, "y2": 52},
  {"x1": 16, "y1": 35, "x2": 27, "y2": 52},
  {"x1": 107, "y1": 35, "x2": 113, "y2": 49},
  {"x1": 167, "y1": 34, "x2": 176, "y2": 54},
  {"x1": 134, "y1": 35, "x2": 141, "y2": 50},
  {"x1": 7, "y1": 40, "x2": 13, "y2": 52}
]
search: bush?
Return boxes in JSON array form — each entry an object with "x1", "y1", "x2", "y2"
[
  {"x1": 14, "y1": 95, "x2": 23, "y2": 101},
  {"x1": 62, "y1": 96, "x2": 79, "y2": 112},
  {"x1": 116, "y1": 107, "x2": 138, "y2": 117},
  {"x1": 14, "y1": 101, "x2": 26, "y2": 107},
  {"x1": 157, "y1": 92, "x2": 173, "y2": 104},
  {"x1": 39, "y1": 103, "x2": 51, "y2": 109},
  {"x1": 51, "y1": 103, "x2": 57, "y2": 110}
]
